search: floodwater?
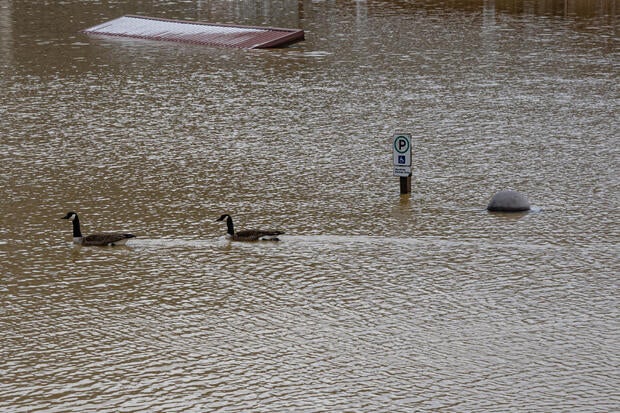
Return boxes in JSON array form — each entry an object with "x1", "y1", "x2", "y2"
[{"x1": 1, "y1": 0, "x2": 618, "y2": 411}]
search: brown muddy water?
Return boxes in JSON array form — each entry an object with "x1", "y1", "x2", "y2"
[{"x1": 1, "y1": 0, "x2": 618, "y2": 411}]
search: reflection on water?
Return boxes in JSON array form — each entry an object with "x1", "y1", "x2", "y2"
[
  {"x1": 0, "y1": 0, "x2": 12, "y2": 69},
  {"x1": 1, "y1": 0, "x2": 618, "y2": 412}
]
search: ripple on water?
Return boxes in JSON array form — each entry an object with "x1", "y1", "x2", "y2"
[{"x1": 2, "y1": 231, "x2": 618, "y2": 411}]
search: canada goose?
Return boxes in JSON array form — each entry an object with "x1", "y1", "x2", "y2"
[
  {"x1": 216, "y1": 214, "x2": 284, "y2": 242},
  {"x1": 61, "y1": 211, "x2": 136, "y2": 246}
]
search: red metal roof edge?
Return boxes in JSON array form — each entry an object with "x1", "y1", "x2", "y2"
[
  {"x1": 253, "y1": 30, "x2": 305, "y2": 49},
  {"x1": 81, "y1": 31, "x2": 305, "y2": 49},
  {"x1": 81, "y1": 32, "x2": 242, "y2": 48}
]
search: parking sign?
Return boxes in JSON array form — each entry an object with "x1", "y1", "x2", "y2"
[
  {"x1": 393, "y1": 134, "x2": 411, "y2": 166},
  {"x1": 393, "y1": 133, "x2": 412, "y2": 176}
]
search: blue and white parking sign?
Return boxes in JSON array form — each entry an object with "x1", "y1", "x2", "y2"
[
  {"x1": 393, "y1": 133, "x2": 411, "y2": 167},
  {"x1": 393, "y1": 133, "x2": 412, "y2": 177}
]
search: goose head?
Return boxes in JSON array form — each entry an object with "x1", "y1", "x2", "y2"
[
  {"x1": 62, "y1": 212, "x2": 78, "y2": 221},
  {"x1": 216, "y1": 214, "x2": 235, "y2": 237},
  {"x1": 216, "y1": 214, "x2": 231, "y2": 222}
]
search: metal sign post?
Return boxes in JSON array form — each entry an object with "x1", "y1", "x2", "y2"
[{"x1": 393, "y1": 133, "x2": 412, "y2": 194}]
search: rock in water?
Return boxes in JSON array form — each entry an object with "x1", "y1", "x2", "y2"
[{"x1": 487, "y1": 190, "x2": 531, "y2": 212}]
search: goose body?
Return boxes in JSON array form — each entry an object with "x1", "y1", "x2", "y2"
[
  {"x1": 62, "y1": 212, "x2": 136, "y2": 246},
  {"x1": 216, "y1": 214, "x2": 283, "y2": 242}
]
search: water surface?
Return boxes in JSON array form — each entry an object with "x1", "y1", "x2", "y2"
[{"x1": 1, "y1": 0, "x2": 618, "y2": 411}]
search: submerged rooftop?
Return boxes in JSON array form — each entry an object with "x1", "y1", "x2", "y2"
[{"x1": 81, "y1": 15, "x2": 304, "y2": 49}]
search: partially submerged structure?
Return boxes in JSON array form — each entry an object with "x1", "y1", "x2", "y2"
[{"x1": 81, "y1": 15, "x2": 304, "y2": 49}]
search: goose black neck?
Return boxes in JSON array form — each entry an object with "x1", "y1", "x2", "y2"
[
  {"x1": 72, "y1": 216, "x2": 82, "y2": 238},
  {"x1": 225, "y1": 216, "x2": 235, "y2": 236}
]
